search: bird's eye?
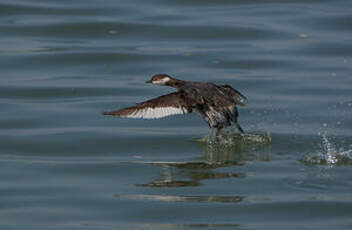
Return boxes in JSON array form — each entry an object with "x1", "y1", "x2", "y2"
[{"x1": 153, "y1": 77, "x2": 158, "y2": 81}]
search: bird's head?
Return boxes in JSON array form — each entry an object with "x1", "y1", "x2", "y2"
[{"x1": 146, "y1": 74, "x2": 173, "y2": 86}]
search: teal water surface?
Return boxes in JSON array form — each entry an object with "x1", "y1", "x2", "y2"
[{"x1": 1, "y1": 0, "x2": 352, "y2": 229}]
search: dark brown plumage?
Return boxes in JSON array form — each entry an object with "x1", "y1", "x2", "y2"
[{"x1": 103, "y1": 74, "x2": 247, "y2": 134}]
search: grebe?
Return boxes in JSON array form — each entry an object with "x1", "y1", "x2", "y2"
[{"x1": 103, "y1": 74, "x2": 247, "y2": 135}]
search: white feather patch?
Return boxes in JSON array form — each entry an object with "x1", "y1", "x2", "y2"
[
  {"x1": 152, "y1": 77, "x2": 171, "y2": 85},
  {"x1": 121, "y1": 106, "x2": 187, "y2": 119}
]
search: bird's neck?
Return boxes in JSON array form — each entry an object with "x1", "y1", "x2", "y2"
[{"x1": 166, "y1": 78, "x2": 186, "y2": 90}]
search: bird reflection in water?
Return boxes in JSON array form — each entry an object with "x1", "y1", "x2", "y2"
[
  {"x1": 136, "y1": 161, "x2": 245, "y2": 188},
  {"x1": 136, "y1": 132, "x2": 271, "y2": 188},
  {"x1": 115, "y1": 193, "x2": 245, "y2": 203}
]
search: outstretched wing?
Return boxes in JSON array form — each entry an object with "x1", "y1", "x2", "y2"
[
  {"x1": 103, "y1": 92, "x2": 190, "y2": 119},
  {"x1": 221, "y1": 85, "x2": 247, "y2": 106}
]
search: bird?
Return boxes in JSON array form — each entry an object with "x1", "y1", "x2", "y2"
[{"x1": 103, "y1": 74, "x2": 247, "y2": 136}]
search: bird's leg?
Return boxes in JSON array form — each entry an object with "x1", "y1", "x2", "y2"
[
  {"x1": 236, "y1": 123, "x2": 245, "y2": 134},
  {"x1": 209, "y1": 128, "x2": 221, "y2": 141},
  {"x1": 209, "y1": 128, "x2": 216, "y2": 140},
  {"x1": 210, "y1": 128, "x2": 222, "y2": 142},
  {"x1": 215, "y1": 128, "x2": 222, "y2": 137},
  {"x1": 232, "y1": 107, "x2": 245, "y2": 135}
]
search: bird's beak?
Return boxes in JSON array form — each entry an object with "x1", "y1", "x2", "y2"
[{"x1": 146, "y1": 80, "x2": 152, "y2": 84}]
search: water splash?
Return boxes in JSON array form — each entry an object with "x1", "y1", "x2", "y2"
[
  {"x1": 301, "y1": 132, "x2": 352, "y2": 166},
  {"x1": 194, "y1": 131, "x2": 271, "y2": 147},
  {"x1": 193, "y1": 131, "x2": 271, "y2": 163}
]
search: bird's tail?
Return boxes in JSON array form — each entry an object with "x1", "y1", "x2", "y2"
[{"x1": 221, "y1": 85, "x2": 247, "y2": 106}]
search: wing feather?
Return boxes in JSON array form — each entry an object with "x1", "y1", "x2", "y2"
[{"x1": 103, "y1": 92, "x2": 190, "y2": 119}]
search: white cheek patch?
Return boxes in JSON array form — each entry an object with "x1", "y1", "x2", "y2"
[
  {"x1": 121, "y1": 106, "x2": 188, "y2": 119},
  {"x1": 153, "y1": 77, "x2": 170, "y2": 85}
]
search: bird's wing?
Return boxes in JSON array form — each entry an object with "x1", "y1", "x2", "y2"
[
  {"x1": 102, "y1": 92, "x2": 190, "y2": 119},
  {"x1": 220, "y1": 85, "x2": 247, "y2": 106}
]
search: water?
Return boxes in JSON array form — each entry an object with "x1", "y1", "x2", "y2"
[
  {"x1": 301, "y1": 132, "x2": 352, "y2": 166},
  {"x1": 1, "y1": 0, "x2": 352, "y2": 229}
]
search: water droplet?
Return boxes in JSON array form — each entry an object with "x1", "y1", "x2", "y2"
[
  {"x1": 302, "y1": 133, "x2": 352, "y2": 166},
  {"x1": 108, "y1": 30, "x2": 118, "y2": 35}
]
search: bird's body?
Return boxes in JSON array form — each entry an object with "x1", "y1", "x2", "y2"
[{"x1": 103, "y1": 74, "x2": 247, "y2": 135}]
